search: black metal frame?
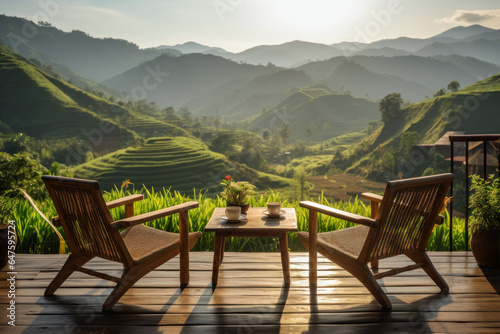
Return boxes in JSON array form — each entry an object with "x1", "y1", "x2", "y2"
[{"x1": 449, "y1": 134, "x2": 500, "y2": 251}]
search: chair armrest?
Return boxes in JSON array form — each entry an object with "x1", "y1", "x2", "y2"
[
  {"x1": 111, "y1": 201, "x2": 199, "y2": 230},
  {"x1": 362, "y1": 193, "x2": 383, "y2": 219},
  {"x1": 300, "y1": 201, "x2": 379, "y2": 228},
  {"x1": 361, "y1": 192, "x2": 383, "y2": 203},
  {"x1": 106, "y1": 194, "x2": 144, "y2": 209}
]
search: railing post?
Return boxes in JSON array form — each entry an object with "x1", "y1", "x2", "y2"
[
  {"x1": 465, "y1": 142, "x2": 469, "y2": 251},
  {"x1": 483, "y1": 141, "x2": 488, "y2": 180},
  {"x1": 449, "y1": 141, "x2": 454, "y2": 251},
  {"x1": 449, "y1": 134, "x2": 500, "y2": 252}
]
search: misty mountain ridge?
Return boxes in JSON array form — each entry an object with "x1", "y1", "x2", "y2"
[
  {"x1": 187, "y1": 68, "x2": 315, "y2": 121},
  {"x1": 0, "y1": 14, "x2": 180, "y2": 82},
  {"x1": 297, "y1": 55, "x2": 499, "y2": 100},
  {"x1": 153, "y1": 24, "x2": 500, "y2": 67},
  {"x1": 102, "y1": 53, "x2": 274, "y2": 107},
  {"x1": 432, "y1": 24, "x2": 495, "y2": 39},
  {"x1": 249, "y1": 87, "x2": 379, "y2": 142},
  {"x1": 158, "y1": 41, "x2": 228, "y2": 56}
]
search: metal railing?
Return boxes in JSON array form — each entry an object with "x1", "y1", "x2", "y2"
[{"x1": 449, "y1": 134, "x2": 500, "y2": 251}]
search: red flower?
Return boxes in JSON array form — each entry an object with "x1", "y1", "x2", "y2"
[{"x1": 225, "y1": 175, "x2": 231, "y2": 181}]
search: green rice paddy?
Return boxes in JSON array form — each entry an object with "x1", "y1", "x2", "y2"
[{"x1": 13, "y1": 187, "x2": 468, "y2": 254}]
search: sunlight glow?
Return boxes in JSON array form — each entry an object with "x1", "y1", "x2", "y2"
[{"x1": 270, "y1": 0, "x2": 360, "y2": 31}]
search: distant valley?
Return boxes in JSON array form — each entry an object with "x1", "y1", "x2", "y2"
[{"x1": 1, "y1": 14, "x2": 499, "y2": 195}]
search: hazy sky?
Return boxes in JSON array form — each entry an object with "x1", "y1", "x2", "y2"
[{"x1": 1, "y1": 0, "x2": 500, "y2": 52}]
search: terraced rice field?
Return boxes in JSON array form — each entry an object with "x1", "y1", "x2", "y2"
[
  {"x1": 74, "y1": 136, "x2": 227, "y2": 193},
  {"x1": 124, "y1": 116, "x2": 189, "y2": 138}
]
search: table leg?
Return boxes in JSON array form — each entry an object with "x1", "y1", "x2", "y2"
[
  {"x1": 279, "y1": 233, "x2": 291, "y2": 285},
  {"x1": 220, "y1": 237, "x2": 226, "y2": 263},
  {"x1": 212, "y1": 235, "x2": 224, "y2": 288}
]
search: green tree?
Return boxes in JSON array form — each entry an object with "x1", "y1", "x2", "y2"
[
  {"x1": 279, "y1": 123, "x2": 291, "y2": 151},
  {"x1": 433, "y1": 88, "x2": 446, "y2": 97},
  {"x1": 379, "y1": 93, "x2": 403, "y2": 124},
  {"x1": 381, "y1": 152, "x2": 395, "y2": 171},
  {"x1": 447, "y1": 80, "x2": 460, "y2": 92},
  {"x1": 209, "y1": 133, "x2": 237, "y2": 156},
  {"x1": 238, "y1": 140, "x2": 266, "y2": 170},
  {"x1": 399, "y1": 132, "x2": 421, "y2": 157},
  {"x1": 294, "y1": 168, "x2": 308, "y2": 200},
  {"x1": 305, "y1": 125, "x2": 312, "y2": 148},
  {"x1": 262, "y1": 130, "x2": 270, "y2": 141},
  {"x1": 0, "y1": 152, "x2": 46, "y2": 198},
  {"x1": 3, "y1": 133, "x2": 31, "y2": 155}
]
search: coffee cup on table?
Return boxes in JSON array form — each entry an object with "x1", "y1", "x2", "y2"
[
  {"x1": 267, "y1": 202, "x2": 281, "y2": 216},
  {"x1": 225, "y1": 206, "x2": 241, "y2": 220}
]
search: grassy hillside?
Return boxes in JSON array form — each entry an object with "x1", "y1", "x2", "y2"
[
  {"x1": 102, "y1": 53, "x2": 272, "y2": 108},
  {"x1": 298, "y1": 55, "x2": 499, "y2": 101},
  {"x1": 0, "y1": 45, "x2": 137, "y2": 152},
  {"x1": 74, "y1": 136, "x2": 293, "y2": 193},
  {"x1": 0, "y1": 15, "x2": 176, "y2": 81},
  {"x1": 191, "y1": 69, "x2": 314, "y2": 121},
  {"x1": 249, "y1": 87, "x2": 379, "y2": 142},
  {"x1": 326, "y1": 60, "x2": 433, "y2": 101},
  {"x1": 343, "y1": 72, "x2": 500, "y2": 179}
]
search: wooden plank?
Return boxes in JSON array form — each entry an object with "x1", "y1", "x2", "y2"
[
  {"x1": 2, "y1": 252, "x2": 500, "y2": 332},
  {"x1": 5, "y1": 310, "x2": 500, "y2": 327}
]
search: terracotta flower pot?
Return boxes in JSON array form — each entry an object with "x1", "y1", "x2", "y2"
[
  {"x1": 227, "y1": 202, "x2": 250, "y2": 214},
  {"x1": 470, "y1": 230, "x2": 500, "y2": 267}
]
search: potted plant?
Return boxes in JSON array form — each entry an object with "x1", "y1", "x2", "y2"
[
  {"x1": 0, "y1": 195, "x2": 17, "y2": 269},
  {"x1": 220, "y1": 175, "x2": 257, "y2": 214},
  {"x1": 469, "y1": 174, "x2": 500, "y2": 267}
]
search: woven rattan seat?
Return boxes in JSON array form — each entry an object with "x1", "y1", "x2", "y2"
[
  {"x1": 300, "y1": 225, "x2": 370, "y2": 260},
  {"x1": 42, "y1": 175, "x2": 201, "y2": 311},
  {"x1": 121, "y1": 224, "x2": 200, "y2": 265},
  {"x1": 299, "y1": 173, "x2": 453, "y2": 309}
]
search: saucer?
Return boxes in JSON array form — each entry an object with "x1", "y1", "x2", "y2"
[
  {"x1": 221, "y1": 214, "x2": 246, "y2": 223},
  {"x1": 262, "y1": 210, "x2": 285, "y2": 218}
]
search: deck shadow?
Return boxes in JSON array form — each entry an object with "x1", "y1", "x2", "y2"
[
  {"x1": 179, "y1": 283, "x2": 290, "y2": 333},
  {"x1": 306, "y1": 284, "x2": 452, "y2": 333},
  {"x1": 27, "y1": 284, "x2": 187, "y2": 333}
]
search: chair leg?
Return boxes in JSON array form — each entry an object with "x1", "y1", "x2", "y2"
[
  {"x1": 45, "y1": 254, "x2": 93, "y2": 296},
  {"x1": 352, "y1": 263, "x2": 392, "y2": 310},
  {"x1": 102, "y1": 267, "x2": 144, "y2": 311},
  {"x1": 320, "y1": 250, "x2": 392, "y2": 309},
  {"x1": 406, "y1": 251, "x2": 449, "y2": 292}
]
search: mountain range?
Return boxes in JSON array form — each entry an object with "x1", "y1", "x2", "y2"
[
  {"x1": 1, "y1": 12, "x2": 500, "y2": 189},
  {"x1": 1, "y1": 14, "x2": 498, "y2": 110},
  {"x1": 0, "y1": 14, "x2": 179, "y2": 82},
  {"x1": 161, "y1": 25, "x2": 500, "y2": 68}
]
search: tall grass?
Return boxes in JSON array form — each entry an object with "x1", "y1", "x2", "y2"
[{"x1": 14, "y1": 187, "x2": 469, "y2": 254}]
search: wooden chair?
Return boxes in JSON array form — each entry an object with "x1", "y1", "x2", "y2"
[
  {"x1": 42, "y1": 175, "x2": 202, "y2": 311},
  {"x1": 298, "y1": 173, "x2": 453, "y2": 309}
]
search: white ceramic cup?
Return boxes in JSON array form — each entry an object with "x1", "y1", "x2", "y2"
[
  {"x1": 267, "y1": 202, "x2": 281, "y2": 216},
  {"x1": 225, "y1": 206, "x2": 241, "y2": 220}
]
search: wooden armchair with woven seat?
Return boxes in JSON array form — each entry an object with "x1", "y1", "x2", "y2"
[
  {"x1": 298, "y1": 173, "x2": 453, "y2": 309},
  {"x1": 42, "y1": 175, "x2": 202, "y2": 311}
]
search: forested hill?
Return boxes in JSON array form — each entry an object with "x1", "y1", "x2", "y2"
[
  {"x1": 342, "y1": 72, "x2": 500, "y2": 180},
  {"x1": 0, "y1": 44, "x2": 137, "y2": 154},
  {"x1": 0, "y1": 14, "x2": 178, "y2": 81}
]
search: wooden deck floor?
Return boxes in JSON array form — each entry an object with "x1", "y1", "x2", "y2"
[{"x1": 1, "y1": 252, "x2": 500, "y2": 333}]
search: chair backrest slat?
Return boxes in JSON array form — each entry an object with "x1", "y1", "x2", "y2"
[
  {"x1": 361, "y1": 174, "x2": 452, "y2": 262},
  {"x1": 43, "y1": 176, "x2": 130, "y2": 264}
]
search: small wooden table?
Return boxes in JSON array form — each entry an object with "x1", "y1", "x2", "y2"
[{"x1": 204, "y1": 207, "x2": 297, "y2": 288}]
